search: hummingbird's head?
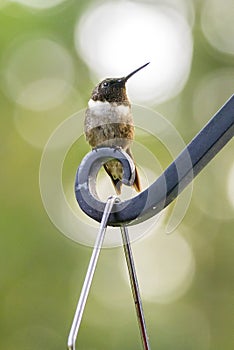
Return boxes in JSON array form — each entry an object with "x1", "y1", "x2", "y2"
[
  {"x1": 91, "y1": 62, "x2": 150, "y2": 105},
  {"x1": 91, "y1": 77, "x2": 128, "y2": 104}
]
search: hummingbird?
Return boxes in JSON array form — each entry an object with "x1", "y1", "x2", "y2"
[{"x1": 84, "y1": 62, "x2": 150, "y2": 194}]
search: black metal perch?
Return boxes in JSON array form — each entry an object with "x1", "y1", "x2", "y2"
[
  {"x1": 75, "y1": 94, "x2": 234, "y2": 226},
  {"x1": 68, "y1": 95, "x2": 234, "y2": 350}
]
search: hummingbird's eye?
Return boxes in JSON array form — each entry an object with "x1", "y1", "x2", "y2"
[{"x1": 103, "y1": 81, "x2": 109, "y2": 87}]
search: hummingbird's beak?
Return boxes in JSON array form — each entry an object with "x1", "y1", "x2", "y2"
[{"x1": 124, "y1": 62, "x2": 150, "y2": 82}]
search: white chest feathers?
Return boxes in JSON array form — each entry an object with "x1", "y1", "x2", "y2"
[{"x1": 87, "y1": 99, "x2": 131, "y2": 122}]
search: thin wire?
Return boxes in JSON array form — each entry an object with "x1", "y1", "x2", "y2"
[
  {"x1": 120, "y1": 226, "x2": 151, "y2": 350},
  {"x1": 67, "y1": 196, "x2": 117, "y2": 350}
]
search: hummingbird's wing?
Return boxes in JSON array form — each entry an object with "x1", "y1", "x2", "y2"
[{"x1": 103, "y1": 148, "x2": 141, "y2": 195}]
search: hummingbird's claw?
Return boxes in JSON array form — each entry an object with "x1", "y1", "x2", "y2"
[
  {"x1": 92, "y1": 146, "x2": 102, "y2": 152},
  {"x1": 111, "y1": 145, "x2": 122, "y2": 152}
]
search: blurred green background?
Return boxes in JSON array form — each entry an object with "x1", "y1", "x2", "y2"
[{"x1": 0, "y1": 1, "x2": 233, "y2": 349}]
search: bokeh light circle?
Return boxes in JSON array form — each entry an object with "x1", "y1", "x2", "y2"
[
  {"x1": 193, "y1": 141, "x2": 234, "y2": 221},
  {"x1": 193, "y1": 68, "x2": 234, "y2": 128},
  {"x1": 10, "y1": 0, "x2": 68, "y2": 10},
  {"x1": 138, "y1": 0, "x2": 195, "y2": 27},
  {"x1": 201, "y1": 0, "x2": 234, "y2": 55},
  {"x1": 40, "y1": 105, "x2": 193, "y2": 247},
  {"x1": 192, "y1": 74, "x2": 233, "y2": 221},
  {"x1": 0, "y1": 0, "x2": 8, "y2": 9},
  {"x1": 75, "y1": 1, "x2": 193, "y2": 104},
  {"x1": 227, "y1": 160, "x2": 234, "y2": 210},
  {"x1": 1, "y1": 37, "x2": 75, "y2": 111},
  {"x1": 122, "y1": 229, "x2": 195, "y2": 303},
  {"x1": 13, "y1": 87, "x2": 81, "y2": 149}
]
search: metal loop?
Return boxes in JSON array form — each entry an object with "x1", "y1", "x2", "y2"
[
  {"x1": 75, "y1": 147, "x2": 137, "y2": 225},
  {"x1": 75, "y1": 95, "x2": 234, "y2": 226}
]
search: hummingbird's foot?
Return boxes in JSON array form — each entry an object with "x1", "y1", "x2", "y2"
[
  {"x1": 111, "y1": 145, "x2": 123, "y2": 153},
  {"x1": 92, "y1": 145, "x2": 123, "y2": 153},
  {"x1": 92, "y1": 146, "x2": 103, "y2": 152}
]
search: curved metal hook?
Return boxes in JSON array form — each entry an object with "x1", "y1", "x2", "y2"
[
  {"x1": 75, "y1": 147, "x2": 136, "y2": 221},
  {"x1": 75, "y1": 95, "x2": 234, "y2": 226}
]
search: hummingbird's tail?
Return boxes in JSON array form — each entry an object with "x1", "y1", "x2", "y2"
[
  {"x1": 126, "y1": 147, "x2": 141, "y2": 193},
  {"x1": 132, "y1": 166, "x2": 141, "y2": 193}
]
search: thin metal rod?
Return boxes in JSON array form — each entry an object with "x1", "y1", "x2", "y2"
[
  {"x1": 120, "y1": 226, "x2": 151, "y2": 350},
  {"x1": 67, "y1": 196, "x2": 117, "y2": 350}
]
